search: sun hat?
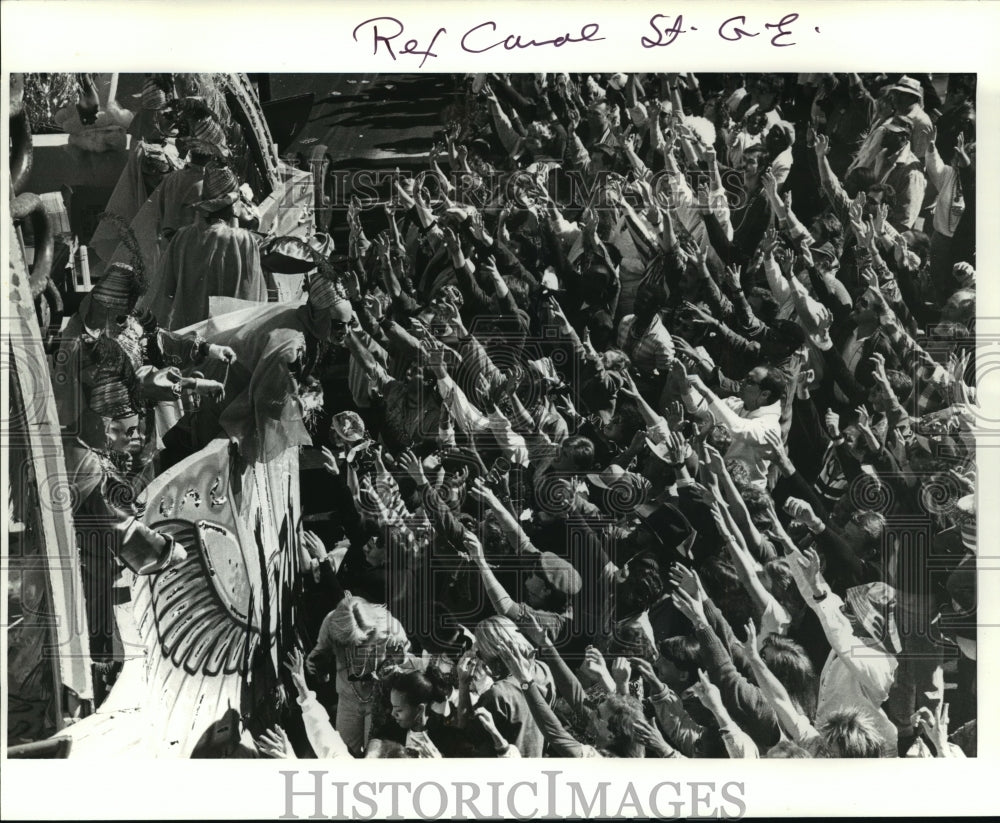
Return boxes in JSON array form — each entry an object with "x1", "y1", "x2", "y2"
[
  {"x1": 845, "y1": 582, "x2": 902, "y2": 655},
  {"x1": 887, "y1": 75, "x2": 924, "y2": 101}
]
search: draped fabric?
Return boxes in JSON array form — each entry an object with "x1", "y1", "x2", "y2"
[
  {"x1": 145, "y1": 220, "x2": 267, "y2": 331},
  {"x1": 90, "y1": 143, "x2": 155, "y2": 264},
  {"x1": 178, "y1": 303, "x2": 315, "y2": 463},
  {"x1": 104, "y1": 164, "x2": 205, "y2": 278},
  {"x1": 221, "y1": 327, "x2": 312, "y2": 464}
]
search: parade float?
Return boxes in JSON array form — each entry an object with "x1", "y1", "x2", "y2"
[{"x1": 7, "y1": 73, "x2": 320, "y2": 757}]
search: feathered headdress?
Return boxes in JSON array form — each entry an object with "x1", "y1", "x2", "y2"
[{"x1": 96, "y1": 211, "x2": 147, "y2": 298}]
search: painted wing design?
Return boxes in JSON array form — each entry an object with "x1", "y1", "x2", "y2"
[{"x1": 126, "y1": 437, "x2": 298, "y2": 756}]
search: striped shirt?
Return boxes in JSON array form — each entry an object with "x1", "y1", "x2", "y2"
[{"x1": 617, "y1": 313, "x2": 675, "y2": 374}]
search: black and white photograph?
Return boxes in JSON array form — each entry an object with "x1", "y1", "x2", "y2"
[{"x1": 2, "y1": 1, "x2": 998, "y2": 819}]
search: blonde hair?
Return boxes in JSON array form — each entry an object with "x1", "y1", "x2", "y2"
[
  {"x1": 474, "y1": 616, "x2": 534, "y2": 668},
  {"x1": 817, "y1": 708, "x2": 883, "y2": 758},
  {"x1": 325, "y1": 594, "x2": 407, "y2": 648}
]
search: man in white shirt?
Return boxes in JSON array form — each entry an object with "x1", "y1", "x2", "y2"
[{"x1": 683, "y1": 366, "x2": 786, "y2": 488}]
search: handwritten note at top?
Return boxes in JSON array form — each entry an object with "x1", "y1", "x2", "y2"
[{"x1": 351, "y1": 14, "x2": 820, "y2": 67}]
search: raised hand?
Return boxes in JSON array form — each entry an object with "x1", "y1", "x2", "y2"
[
  {"x1": 814, "y1": 132, "x2": 831, "y2": 157},
  {"x1": 913, "y1": 702, "x2": 951, "y2": 756},
  {"x1": 858, "y1": 265, "x2": 878, "y2": 290},
  {"x1": 628, "y1": 656, "x2": 666, "y2": 694},
  {"x1": 848, "y1": 191, "x2": 867, "y2": 225},
  {"x1": 479, "y1": 254, "x2": 502, "y2": 282},
  {"x1": 611, "y1": 656, "x2": 631, "y2": 690},
  {"x1": 738, "y1": 619, "x2": 762, "y2": 661},
  {"x1": 462, "y1": 529, "x2": 486, "y2": 563},
  {"x1": 397, "y1": 449, "x2": 427, "y2": 486},
  {"x1": 347, "y1": 194, "x2": 363, "y2": 229},
  {"x1": 761, "y1": 226, "x2": 780, "y2": 256},
  {"x1": 394, "y1": 175, "x2": 416, "y2": 208},
  {"x1": 467, "y1": 209, "x2": 490, "y2": 243},
  {"x1": 630, "y1": 715, "x2": 672, "y2": 754},
  {"x1": 256, "y1": 725, "x2": 296, "y2": 759},
  {"x1": 618, "y1": 368, "x2": 640, "y2": 399},
  {"x1": 302, "y1": 531, "x2": 328, "y2": 563},
  {"x1": 691, "y1": 668, "x2": 725, "y2": 715},
  {"x1": 497, "y1": 642, "x2": 536, "y2": 687},
  {"x1": 667, "y1": 430, "x2": 692, "y2": 465},
  {"x1": 953, "y1": 133, "x2": 971, "y2": 168},
  {"x1": 721, "y1": 263, "x2": 743, "y2": 291},
  {"x1": 682, "y1": 300, "x2": 717, "y2": 328},
  {"x1": 664, "y1": 400, "x2": 686, "y2": 428},
  {"x1": 783, "y1": 497, "x2": 823, "y2": 532},
  {"x1": 474, "y1": 706, "x2": 505, "y2": 740},
  {"x1": 866, "y1": 284, "x2": 893, "y2": 324},
  {"x1": 795, "y1": 546, "x2": 823, "y2": 590},
  {"x1": 824, "y1": 408, "x2": 841, "y2": 440},
  {"x1": 855, "y1": 405, "x2": 872, "y2": 431},
  {"x1": 521, "y1": 611, "x2": 554, "y2": 649},
  {"x1": 442, "y1": 226, "x2": 462, "y2": 256},
  {"x1": 760, "y1": 170, "x2": 778, "y2": 199},
  {"x1": 285, "y1": 647, "x2": 309, "y2": 697},
  {"x1": 318, "y1": 445, "x2": 341, "y2": 477},
  {"x1": 669, "y1": 562, "x2": 706, "y2": 601},
  {"x1": 580, "y1": 645, "x2": 615, "y2": 691},
  {"x1": 468, "y1": 476, "x2": 502, "y2": 510},
  {"x1": 671, "y1": 585, "x2": 707, "y2": 626},
  {"x1": 872, "y1": 202, "x2": 889, "y2": 238}
]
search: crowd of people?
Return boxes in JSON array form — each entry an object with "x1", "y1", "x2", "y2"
[{"x1": 54, "y1": 71, "x2": 977, "y2": 758}]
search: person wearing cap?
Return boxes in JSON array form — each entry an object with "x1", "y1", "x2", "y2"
[
  {"x1": 585, "y1": 464, "x2": 652, "y2": 519},
  {"x1": 870, "y1": 115, "x2": 926, "y2": 231},
  {"x1": 886, "y1": 75, "x2": 934, "y2": 159},
  {"x1": 145, "y1": 161, "x2": 267, "y2": 331},
  {"x1": 462, "y1": 528, "x2": 581, "y2": 648}
]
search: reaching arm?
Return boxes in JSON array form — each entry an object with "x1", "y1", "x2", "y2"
[
  {"x1": 464, "y1": 531, "x2": 520, "y2": 619},
  {"x1": 744, "y1": 622, "x2": 819, "y2": 745}
]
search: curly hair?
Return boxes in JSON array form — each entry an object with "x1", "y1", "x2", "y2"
[{"x1": 600, "y1": 693, "x2": 648, "y2": 757}]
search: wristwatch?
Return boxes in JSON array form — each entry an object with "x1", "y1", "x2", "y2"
[{"x1": 519, "y1": 679, "x2": 533, "y2": 691}]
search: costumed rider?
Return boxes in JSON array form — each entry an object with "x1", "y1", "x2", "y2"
[
  {"x1": 62, "y1": 370, "x2": 190, "y2": 680},
  {"x1": 164, "y1": 240, "x2": 355, "y2": 464}
]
